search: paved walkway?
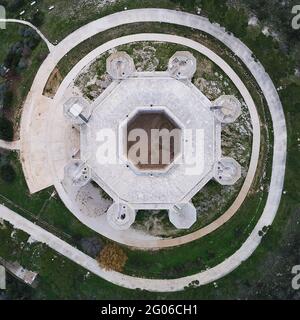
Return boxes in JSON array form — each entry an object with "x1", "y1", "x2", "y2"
[
  {"x1": 21, "y1": 95, "x2": 55, "y2": 193},
  {"x1": 2, "y1": 9, "x2": 287, "y2": 291},
  {"x1": 0, "y1": 139, "x2": 20, "y2": 151},
  {"x1": 0, "y1": 19, "x2": 54, "y2": 52}
]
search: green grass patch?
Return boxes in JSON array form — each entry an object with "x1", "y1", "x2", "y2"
[{"x1": 0, "y1": 151, "x2": 105, "y2": 246}]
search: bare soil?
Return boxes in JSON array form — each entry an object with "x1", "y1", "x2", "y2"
[{"x1": 126, "y1": 111, "x2": 181, "y2": 170}]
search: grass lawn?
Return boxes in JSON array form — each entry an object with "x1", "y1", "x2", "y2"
[
  {"x1": 0, "y1": 151, "x2": 104, "y2": 246},
  {"x1": 5, "y1": 0, "x2": 181, "y2": 43},
  {"x1": 123, "y1": 189, "x2": 268, "y2": 279}
]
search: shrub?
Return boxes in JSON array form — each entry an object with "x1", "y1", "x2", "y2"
[
  {"x1": 4, "y1": 43, "x2": 23, "y2": 70},
  {"x1": 0, "y1": 164, "x2": 16, "y2": 183},
  {"x1": 30, "y1": 11, "x2": 45, "y2": 28},
  {"x1": 97, "y1": 243, "x2": 128, "y2": 272},
  {"x1": 7, "y1": 0, "x2": 26, "y2": 12},
  {"x1": 80, "y1": 237, "x2": 103, "y2": 258},
  {"x1": 3, "y1": 90, "x2": 13, "y2": 111},
  {"x1": 0, "y1": 117, "x2": 14, "y2": 141}
]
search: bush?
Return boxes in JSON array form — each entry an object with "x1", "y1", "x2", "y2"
[
  {"x1": 97, "y1": 243, "x2": 128, "y2": 272},
  {"x1": 7, "y1": 0, "x2": 26, "y2": 12},
  {"x1": 0, "y1": 117, "x2": 14, "y2": 141},
  {"x1": 0, "y1": 164, "x2": 16, "y2": 183},
  {"x1": 80, "y1": 237, "x2": 103, "y2": 258},
  {"x1": 3, "y1": 90, "x2": 13, "y2": 111},
  {"x1": 30, "y1": 11, "x2": 45, "y2": 28},
  {"x1": 280, "y1": 83, "x2": 300, "y2": 114},
  {"x1": 4, "y1": 44, "x2": 22, "y2": 70},
  {"x1": 223, "y1": 8, "x2": 248, "y2": 38}
]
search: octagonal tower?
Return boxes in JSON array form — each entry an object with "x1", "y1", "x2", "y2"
[{"x1": 63, "y1": 52, "x2": 242, "y2": 230}]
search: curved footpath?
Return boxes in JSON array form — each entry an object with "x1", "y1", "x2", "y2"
[
  {"x1": 0, "y1": 18, "x2": 54, "y2": 52},
  {"x1": 0, "y1": 9, "x2": 287, "y2": 292}
]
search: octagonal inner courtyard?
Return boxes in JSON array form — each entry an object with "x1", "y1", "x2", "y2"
[
  {"x1": 125, "y1": 109, "x2": 182, "y2": 171},
  {"x1": 62, "y1": 51, "x2": 242, "y2": 231}
]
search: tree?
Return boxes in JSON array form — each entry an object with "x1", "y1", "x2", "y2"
[
  {"x1": 0, "y1": 117, "x2": 14, "y2": 141},
  {"x1": 4, "y1": 42, "x2": 23, "y2": 70},
  {"x1": 7, "y1": 0, "x2": 26, "y2": 12},
  {"x1": 30, "y1": 11, "x2": 45, "y2": 28},
  {"x1": 0, "y1": 164, "x2": 16, "y2": 183},
  {"x1": 97, "y1": 243, "x2": 128, "y2": 272},
  {"x1": 202, "y1": 0, "x2": 226, "y2": 22},
  {"x1": 224, "y1": 8, "x2": 248, "y2": 38},
  {"x1": 3, "y1": 90, "x2": 13, "y2": 111},
  {"x1": 80, "y1": 237, "x2": 103, "y2": 258},
  {"x1": 280, "y1": 83, "x2": 300, "y2": 114}
]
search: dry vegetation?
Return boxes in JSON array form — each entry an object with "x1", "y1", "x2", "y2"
[{"x1": 97, "y1": 243, "x2": 128, "y2": 272}]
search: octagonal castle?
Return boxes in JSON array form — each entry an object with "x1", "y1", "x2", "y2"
[{"x1": 63, "y1": 52, "x2": 241, "y2": 230}]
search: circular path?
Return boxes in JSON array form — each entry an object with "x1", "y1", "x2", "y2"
[{"x1": 8, "y1": 9, "x2": 286, "y2": 291}]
